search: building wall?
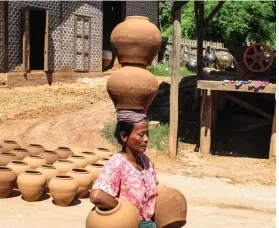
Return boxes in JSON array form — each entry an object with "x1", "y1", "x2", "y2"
[{"x1": 0, "y1": 2, "x2": 5, "y2": 71}]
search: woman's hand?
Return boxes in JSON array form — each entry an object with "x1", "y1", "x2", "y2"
[{"x1": 90, "y1": 189, "x2": 119, "y2": 210}]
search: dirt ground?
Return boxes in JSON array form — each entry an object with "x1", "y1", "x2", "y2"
[{"x1": 0, "y1": 76, "x2": 276, "y2": 227}]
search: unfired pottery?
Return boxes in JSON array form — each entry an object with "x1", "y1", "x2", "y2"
[
  {"x1": 0, "y1": 166, "x2": 17, "y2": 198},
  {"x1": 53, "y1": 159, "x2": 77, "y2": 174},
  {"x1": 55, "y1": 147, "x2": 74, "y2": 159},
  {"x1": 86, "y1": 198, "x2": 140, "y2": 228},
  {"x1": 85, "y1": 163, "x2": 104, "y2": 182},
  {"x1": 68, "y1": 155, "x2": 89, "y2": 168},
  {"x1": 36, "y1": 165, "x2": 60, "y2": 191},
  {"x1": 107, "y1": 66, "x2": 159, "y2": 111},
  {"x1": 23, "y1": 155, "x2": 47, "y2": 170},
  {"x1": 40, "y1": 150, "x2": 59, "y2": 165},
  {"x1": 10, "y1": 148, "x2": 28, "y2": 160},
  {"x1": 48, "y1": 175, "x2": 79, "y2": 206},
  {"x1": 154, "y1": 185, "x2": 187, "y2": 228},
  {"x1": 0, "y1": 145, "x2": 4, "y2": 153},
  {"x1": 94, "y1": 148, "x2": 112, "y2": 159},
  {"x1": 2, "y1": 140, "x2": 20, "y2": 152},
  {"x1": 7, "y1": 160, "x2": 30, "y2": 177},
  {"x1": 111, "y1": 16, "x2": 162, "y2": 66},
  {"x1": 0, "y1": 152, "x2": 16, "y2": 166},
  {"x1": 66, "y1": 168, "x2": 94, "y2": 198},
  {"x1": 96, "y1": 157, "x2": 110, "y2": 166},
  {"x1": 27, "y1": 144, "x2": 45, "y2": 155},
  {"x1": 17, "y1": 170, "x2": 47, "y2": 202},
  {"x1": 80, "y1": 152, "x2": 99, "y2": 164}
]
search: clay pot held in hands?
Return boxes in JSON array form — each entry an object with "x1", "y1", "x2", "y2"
[
  {"x1": 53, "y1": 159, "x2": 76, "y2": 174},
  {"x1": 27, "y1": 144, "x2": 45, "y2": 155},
  {"x1": 0, "y1": 152, "x2": 16, "y2": 166},
  {"x1": 23, "y1": 155, "x2": 47, "y2": 170},
  {"x1": 2, "y1": 140, "x2": 20, "y2": 152},
  {"x1": 40, "y1": 150, "x2": 59, "y2": 165},
  {"x1": 10, "y1": 148, "x2": 28, "y2": 160},
  {"x1": 68, "y1": 155, "x2": 89, "y2": 168},
  {"x1": 48, "y1": 175, "x2": 79, "y2": 206},
  {"x1": 66, "y1": 168, "x2": 94, "y2": 198},
  {"x1": 154, "y1": 185, "x2": 187, "y2": 228},
  {"x1": 80, "y1": 152, "x2": 99, "y2": 164},
  {"x1": 0, "y1": 166, "x2": 16, "y2": 198},
  {"x1": 86, "y1": 198, "x2": 140, "y2": 228},
  {"x1": 94, "y1": 148, "x2": 112, "y2": 159},
  {"x1": 55, "y1": 147, "x2": 74, "y2": 159},
  {"x1": 17, "y1": 170, "x2": 47, "y2": 202},
  {"x1": 111, "y1": 16, "x2": 162, "y2": 66},
  {"x1": 107, "y1": 66, "x2": 159, "y2": 111},
  {"x1": 85, "y1": 163, "x2": 104, "y2": 182}
]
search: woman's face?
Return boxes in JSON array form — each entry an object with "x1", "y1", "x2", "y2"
[{"x1": 125, "y1": 120, "x2": 149, "y2": 154}]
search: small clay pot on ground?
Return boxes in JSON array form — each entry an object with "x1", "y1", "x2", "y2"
[
  {"x1": 0, "y1": 166, "x2": 17, "y2": 198},
  {"x1": 40, "y1": 150, "x2": 59, "y2": 165},
  {"x1": 68, "y1": 155, "x2": 89, "y2": 168},
  {"x1": 80, "y1": 152, "x2": 99, "y2": 164},
  {"x1": 55, "y1": 147, "x2": 74, "y2": 159},
  {"x1": 7, "y1": 160, "x2": 30, "y2": 178},
  {"x1": 66, "y1": 168, "x2": 94, "y2": 198},
  {"x1": 0, "y1": 145, "x2": 5, "y2": 153},
  {"x1": 48, "y1": 175, "x2": 78, "y2": 206},
  {"x1": 23, "y1": 155, "x2": 47, "y2": 170},
  {"x1": 27, "y1": 144, "x2": 45, "y2": 155},
  {"x1": 0, "y1": 152, "x2": 16, "y2": 166},
  {"x1": 96, "y1": 157, "x2": 110, "y2": 166},
  {"x1": 85, "y1": 163, "x2": 104, "y2": 182},
  {"x1": 53, "y1": 159, "x2": 77, "y2": 174},
  {"x1": 2, "y1": 140, "x2": 20, "y2": 152},
  {"x1": 94, "y1": 148, "x2": 112, "y2": 159},
  {"x1": 10, "y1": 148, "x2": 28, "y2": 160},
  {"x1": 86, "y1": 198, "x2": 140, "y2": 228},
  {"x1": 36, "y1": 165, "x2": 60, "y2": 192},
  {"x1": 17, "y1": 170, "x2": 47, "y2": 202}
]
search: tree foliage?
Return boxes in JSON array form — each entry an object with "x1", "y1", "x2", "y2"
[{"x1": 159, "y1": 0, "x2": 276, "y2": 49}]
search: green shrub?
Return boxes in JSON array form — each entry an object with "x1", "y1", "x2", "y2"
[{"x1": 147, "y1": 63, "x2": 192, "y2": 77}]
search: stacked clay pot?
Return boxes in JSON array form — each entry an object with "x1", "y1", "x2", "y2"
[
  {"x1": 1, "y1": 140, "x2": 20, "y2": 152},
  {"x1": 0, "y1": 166, "x2": 17, "y2": 198},
  {"x1": 86, "y1": 198, "x2": 140, "y2": 228},
  {"x1": 55, "y1": 147, "x2": 74, "y2": 159}
]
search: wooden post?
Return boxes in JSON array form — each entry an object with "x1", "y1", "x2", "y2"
[
  {"x1": 269, "y1": 102, "x2": 276, "y2": 158},
  {"x1": 195, "y1": 1, "x2": 204, "y2": 80},
  {"x1": 169, "y1": 6, "x2": 181, "y2": 158},
  {"x1": 200, "y1": 89, "x2": 212, "y2": 156}
]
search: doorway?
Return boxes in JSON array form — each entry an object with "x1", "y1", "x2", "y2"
[
  {"x1": 102, "y1": 1, "x2": 125, "y2": 71},
  {"x1": 29, "y1": 9, "x2": 46, "y2": 70}
]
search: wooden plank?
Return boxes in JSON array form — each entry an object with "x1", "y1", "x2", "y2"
[
  {"x1": 23, "y1": 7, "x2": 30, "y2": 72},
  {"x1": 223, "y1": 92, "x2": 273, "y2": 120},
  {"x1": 169, "y1": 5, "x2": 182, "y2": 158},
  {"x1": 200, "y1": 89, "x2": 212, "y2": 156},
  {"x1": 197, "y1": 80, "x2": 276, "y2": 94},
  {"x1": 233, "y1": 119, "x2": 271, "y2": 132},
  {"x1": 211, "y1": 91, "x2": 218, "y2": 153},
  {"x1": 269, "y1": 103, "x2": 276, "y2": 158}
]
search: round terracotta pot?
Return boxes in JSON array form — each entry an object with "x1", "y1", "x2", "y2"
[
  {"x1": 96, "y1": 157, "x2": 110, "y2": 166},
  {"x1": 0, "y1": 166, "x2": 17, "y2": 198},
  {"x1": 55, "y1": 147, "x2": 74, "y2": 159},
  {"x1": 66, "y1": 168, "x2": 94, "y2": 198},
  {"x1": 0, "y1": 145, "x2": 5, "y2": 153},
  {"x1": 0, "y1": 152, "x2": 16, "y2": 166},
  {"x1": 27, "y1": 144, "x2": 45, "y2": 155},
  {"x1": 10, "y1": 148, "x2": 28, "y2": 160},
  {"x1": 36, "y1": 165, "x2": 60, "y2": 191},
  {"x1": 86, "y1": 198, "x2": 140, "y2": 228},
  {"x1": 48, "y1": 175, "x2": 78, "y2": 206},
  {"x1": 23, "y1": 155, "x2": 47, "y2": 170},
  {"x1": 7, "y1": 160, "x2": 30, "y2": 177},
  {"x1": 111, "y1": 16, "x2": 162, "y2": 66},
  {"x1": 80, "y1": 151, "x2": 99, "y2": 164},
  {"x1": 68, "y1": 155, "x2": 89, "y2": 168},
  {"x1": 107, "y1": 66, "x2": 159, "y2": 111},
  {"x1": 40, "y1": 150, "x2": 59, "y2": 165},
  {"x1": 94, "y1": 148, "x2": 112, "y2": 159},
  {"x1": 154, "y1": 185, "x2": 187, "y2": 228},
  {"x1": 2, "y1": 140, "x2": 20, "y2": 152},
  {"x1": 85, "y1": 163, "x2": 104, "y2": 182},
  {"x1": 53, "y1": 159, "x2": 77, "y2": 174},
  {"x1": 17, "y1": 170, "x2": 47, "y2": 202},
  {"x1": 217, "y1": 55, "x2": 233, "y2": 70}
]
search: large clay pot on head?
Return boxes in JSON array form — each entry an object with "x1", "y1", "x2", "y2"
[
  {"x1": 85, "y1": 163, "x2": 104, "y2": 182},
  {"x1": 96, "y1": 157, "x2": 110, "y2": 166},
  {"x1": 68, "y1": 155, "x2": 89, "y2": 168},
  {"x1": 10, "y1": 148, "x2": 28, "y2": 160},
  {"x1": 0, "y1": 152, "x2": 16, "y2": 166},
  {"x1": 66, "y1": 168, "x2": 94, "y2": 198},
  {"x1": 17, "y1": 170, "x2": 47, "y2": 202},
  {"x1": 48, "y1": 174, "x2": 79, "y2": 206},
  {"x1": 36, "y1": 165, "x2": 60, "y2": 191},
  {"x1": 107, "y1": 66, "x2": 159, "y2": 111},
  {"x1": 94, "y1": 148, "x2": 112, "y2": 159},
  {"x1": 80, "y1": 152, "x2": 99, "y2": 164},
  {"x1": 55, "y1": 147, "x2": 74, "y2": 159},
  {"x1": 53, "y1": 159, "x2": 77, "y2": 174},
  {"x1": 23, "y1": 155, "x2": 47, "y2": 170},
  {"x1": 217, "y1": 55, "x2": 233, "y2": 70},
  {"x1": 27, "y1": 144, "x2": 45, "y2": 155},
  {"x1": 154, "y1": 185, "x2": 187, "y2": 228},
  {"x1": 2, "y1": 140, "x2": 20, "y2": 152},
  {"x1": 86, "y1": 198, "x2": 140, "y2": 228},
  {"x1": 111, "y1": 16, "x2": 162, "y2": 66},
  {"x1": 40, "y1": 150, "x2": 59, "y2": 165},
  {"x1": 0, "y1": 166, "x2": 17, "y2": 198}
]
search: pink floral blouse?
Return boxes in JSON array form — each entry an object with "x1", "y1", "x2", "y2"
[{"x1": 92, "y1": 153, "x2": 158, "y2": 221}]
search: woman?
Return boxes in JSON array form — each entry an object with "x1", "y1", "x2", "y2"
[{"x1": 90, "y1": 110, "x2": 158, "y2": 228}]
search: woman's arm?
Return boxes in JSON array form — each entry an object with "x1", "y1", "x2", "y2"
[{"x1": 90, "y1": 189, "x2": 118, "y2": 210}]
